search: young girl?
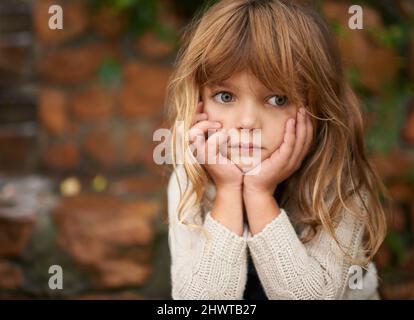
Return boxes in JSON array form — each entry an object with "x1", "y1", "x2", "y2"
[{"x1": 165, "y1": 0, "x2": 387, "y2": 300}]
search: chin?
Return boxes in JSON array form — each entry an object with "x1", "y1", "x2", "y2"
[{"x1": 228, "y1": 153, "x2": 263, "y2": 173}]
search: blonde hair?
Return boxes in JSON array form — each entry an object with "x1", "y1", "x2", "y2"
[{"x1": 165, "y1": 0, "x2": 387, "y2": 265}]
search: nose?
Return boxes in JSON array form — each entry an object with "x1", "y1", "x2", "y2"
[{"x1": 236, "y1": 101, "x2": 261, "y2": 130}]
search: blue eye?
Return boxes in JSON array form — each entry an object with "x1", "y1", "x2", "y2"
[
  {"x1": 213, "y1": 91, "x2": 234, "y2": 104},
  {"x1": 269, "y1": 95, "x2": 288, "y2": 107}
]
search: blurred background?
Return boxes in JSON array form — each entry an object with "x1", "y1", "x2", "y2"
[{"x1": 0, "y1": 0, "x2": 413, "y2": 299}]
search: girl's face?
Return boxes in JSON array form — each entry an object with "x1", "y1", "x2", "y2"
[{"x1": 201, "y1": 70, "x2": 299, "y2": 171}]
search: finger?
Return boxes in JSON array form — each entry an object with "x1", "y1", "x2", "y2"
[
  {"x1": 272, "y1": 118, "x2": 296, "y2": 164},
  {"x1": 188, "y1": 127, "x2": 204, "y2": 142},
  {"x1": 190, "y1": 127, "x2": 213, "y2": 165},
  {"x1": 192, "y1": 112, "x2": 208, "y2": 125},
  {"x1": 288, "y1": 107, "x2": 307, "y2": 167},
  {"x1": 188, "y1": 120, "x2": 221, "y2": 141},
  {"x1": 191, "y1": 133, "x2": 207, "y2": 164},
  {"x1": 191, "y1": 120, "x2": 221, "y2": 132},
  {"x1": 206, "y1": 130, "x2": 230, "y2": 165},
  {"x1": 299, "y1": 109, "x2": 314, "y2": 160}
]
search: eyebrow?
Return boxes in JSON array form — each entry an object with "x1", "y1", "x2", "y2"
[
  {"x1": 208, "y1": 82, "x2": 282, "y2": 96},
  {"x1": 208, "y1": 81, "x2": 237, "y2": 91}
]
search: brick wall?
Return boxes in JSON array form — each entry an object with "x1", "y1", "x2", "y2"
[
  {"x1": 35, "y1": 0, "x2": 178, "y2": 174},
  {"x1": 0, "y1": 0, "x2": 184, "y2": 299}
]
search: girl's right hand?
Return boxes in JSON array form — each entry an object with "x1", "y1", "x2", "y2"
[{"x1": 189, "y1": 101, "x2": 243, "y2": 191}]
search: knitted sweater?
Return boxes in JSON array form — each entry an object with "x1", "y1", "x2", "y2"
[{"x1": 167, "y1": 165, "x2": 380, "y2": 300}]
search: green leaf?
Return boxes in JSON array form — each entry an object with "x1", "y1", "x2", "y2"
[
  {"x1": 384, "y1": 231, "x2": 407, "y2": 265},
  {"x1": 128, "y1": 0, "x2": 158, "y2": 35},
  {"x1": 365, "y1": 84, "x2": 410, "y2": 155},
  {"x1": 154, "y1": 23, "x2": 178, "y2": 44},
  {"x1": 98, "y1": 57, "x2": 123, "y2": 88}
]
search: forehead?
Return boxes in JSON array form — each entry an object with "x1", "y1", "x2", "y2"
[{"x1": 204, "y1": 71, "x2": 277, "y2": 93}]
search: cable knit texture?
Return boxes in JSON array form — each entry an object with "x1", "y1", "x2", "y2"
[{"x1": 168, "y1": 165, "x2": 380, "y2": 300}]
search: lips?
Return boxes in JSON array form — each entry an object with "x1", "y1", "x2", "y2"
[{"x1": 230, "y1": 142, "x2": 262, "y2": 149}]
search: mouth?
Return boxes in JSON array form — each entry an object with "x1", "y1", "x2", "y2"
[{"x1": 229, "y1": 143, "x2": 262, "y2": 150}]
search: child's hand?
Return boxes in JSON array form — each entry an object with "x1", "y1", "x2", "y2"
[
  {"x1": 243, "y1": 107, "x2": 313, "y2": 196},
  {"x1": 189, "y1": 102, "x2": 244, "y2": 191}
]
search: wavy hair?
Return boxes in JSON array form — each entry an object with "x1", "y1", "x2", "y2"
[{"x1": 165, "y1": 0, "x2": 387, "y2": 265}]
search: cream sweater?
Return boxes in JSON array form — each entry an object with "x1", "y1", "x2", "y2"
[{"x1": 167, "y1": 165, "x2": 380, "y2": 300}]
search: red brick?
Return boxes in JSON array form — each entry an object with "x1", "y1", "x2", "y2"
[
  {"x1": 396, "y1": 0, "x2": 414, "y2": 18},
  {"x1": 322, "y1": 1, "x2": 400, "y2": 93},
  {"x1": 121, "y1": 127, "x2": 143, "y2": 166},
  {"x1": 0, "y1": 217, "x2": 35, "y2": 258},
  {"x1": 91, "y1": 6, "x2": 127, "y2": 38},
  {"x1": 322, "y1": 1, "x2": 382, "y2": 27},
  {"x1": 38, "y1": 43, "x2": 120, "y2": 84},
  {"x1": 135, "y1": 31, "x2": 175, "y2": 59},
  {"x1": 119, "y1": 62, "x2": 172, "y2": 118},
  {"x1": 410, "y1": 30, "x2": 414, "y2": 83},
  {"x1": 121, "y1": 200, "x2": 160, "y2": 222},
  {"x1": 402, "y1": 99, "x2": 414, "y2": 145},
  {"x1": 90, "y1": 260, "x2": 152, "y2": 289},
  {"x1": 357, "y1": 48, "x2": 401, "y2": 93},
  {"x1": 54, "y1": 195, "x2": 159, "y2": 246},
  {"x1": 84, "y1": 127, "x2": 117, "y2": 168},
  {"x1": 388, "y1": 182, "x2": 414, "y2": 203},
  {"x1": 34, "y1": 0, "x2": 89, "y2": 46},
  {"x1": 42, "y1": 142, "x2": 80, "y2": 170},
  {"x1": 0, "y1": 261, "x2": 24, "y2": 290},
  {"x1": 374, "y1": 243, "x2": 391, "y2": 272},
  {"x1": 110, "y1": 175, "x2": 166, "y2": 195},
  {"x1": 370, "y1": 148, "x2": 414, "y2": 181},
  {"x1": 411, "y1": 202, "x2": 414, "y2": 234},
  {"x1": 134, "y1": 0, "x2": 182, "y2": 58},
  {"x1": 53, "y1": 195, "x2": 159, "y2": 288},
  {"x1": 71, "y1": 85, "x2": 114, "y2": 121},
  {"x1": 0, "y1": 133, "x2": 35, "y2": 171},
  {"x1": 38, "y1": 88, "x2": 67, "y2": 135},
  {"x1": 0, "y1": 44, "x2": 29, "y2": 73},
  {"x1": 381, "y1": 280, "x2": 414, "y2": 299},
  {"x1": 141, "y1": 146, "x2": 168, "y2": 177},
  {"x1": 385, "y1": 202, "x2": 406, "y2": 232},
  {"x1": 402, "y1": 248, "x2": 414, "y2": 273},
  {"x1": 158, "y1": 0, "x2": 185, "y2": 29}
]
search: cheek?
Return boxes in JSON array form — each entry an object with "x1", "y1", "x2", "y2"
[
  {"x1": 263, "y1": 110, "x2": 296, "y2": 153},
  {"x1": 203, "y1": 102, "x2": 233, "y2": 127},
  {"x1": 203, "y1": 102, "x2": 216, "y2": 119},
  {"x1": 263, "y1": 124, "x2": 284, "y2": 153}
]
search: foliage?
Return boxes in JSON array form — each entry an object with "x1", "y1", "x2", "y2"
[
  {"x1": 88, "y1": 0, "x2": 175, "y2": 41},
  {"x1": 98, "y1": 57, "x2": 123, "y2": 88}
]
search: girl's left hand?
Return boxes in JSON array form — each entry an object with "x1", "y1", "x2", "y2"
[{"x1": 243, "y1": 107, "x2": 313, "y2": 196}]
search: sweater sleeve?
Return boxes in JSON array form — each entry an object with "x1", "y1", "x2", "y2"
[
  {"x1": 246, "y1": 200, "x2": 367, "y2": 300},
  {"x1": 167, "y1": 166, "x2": 248, "y2": 299}
]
